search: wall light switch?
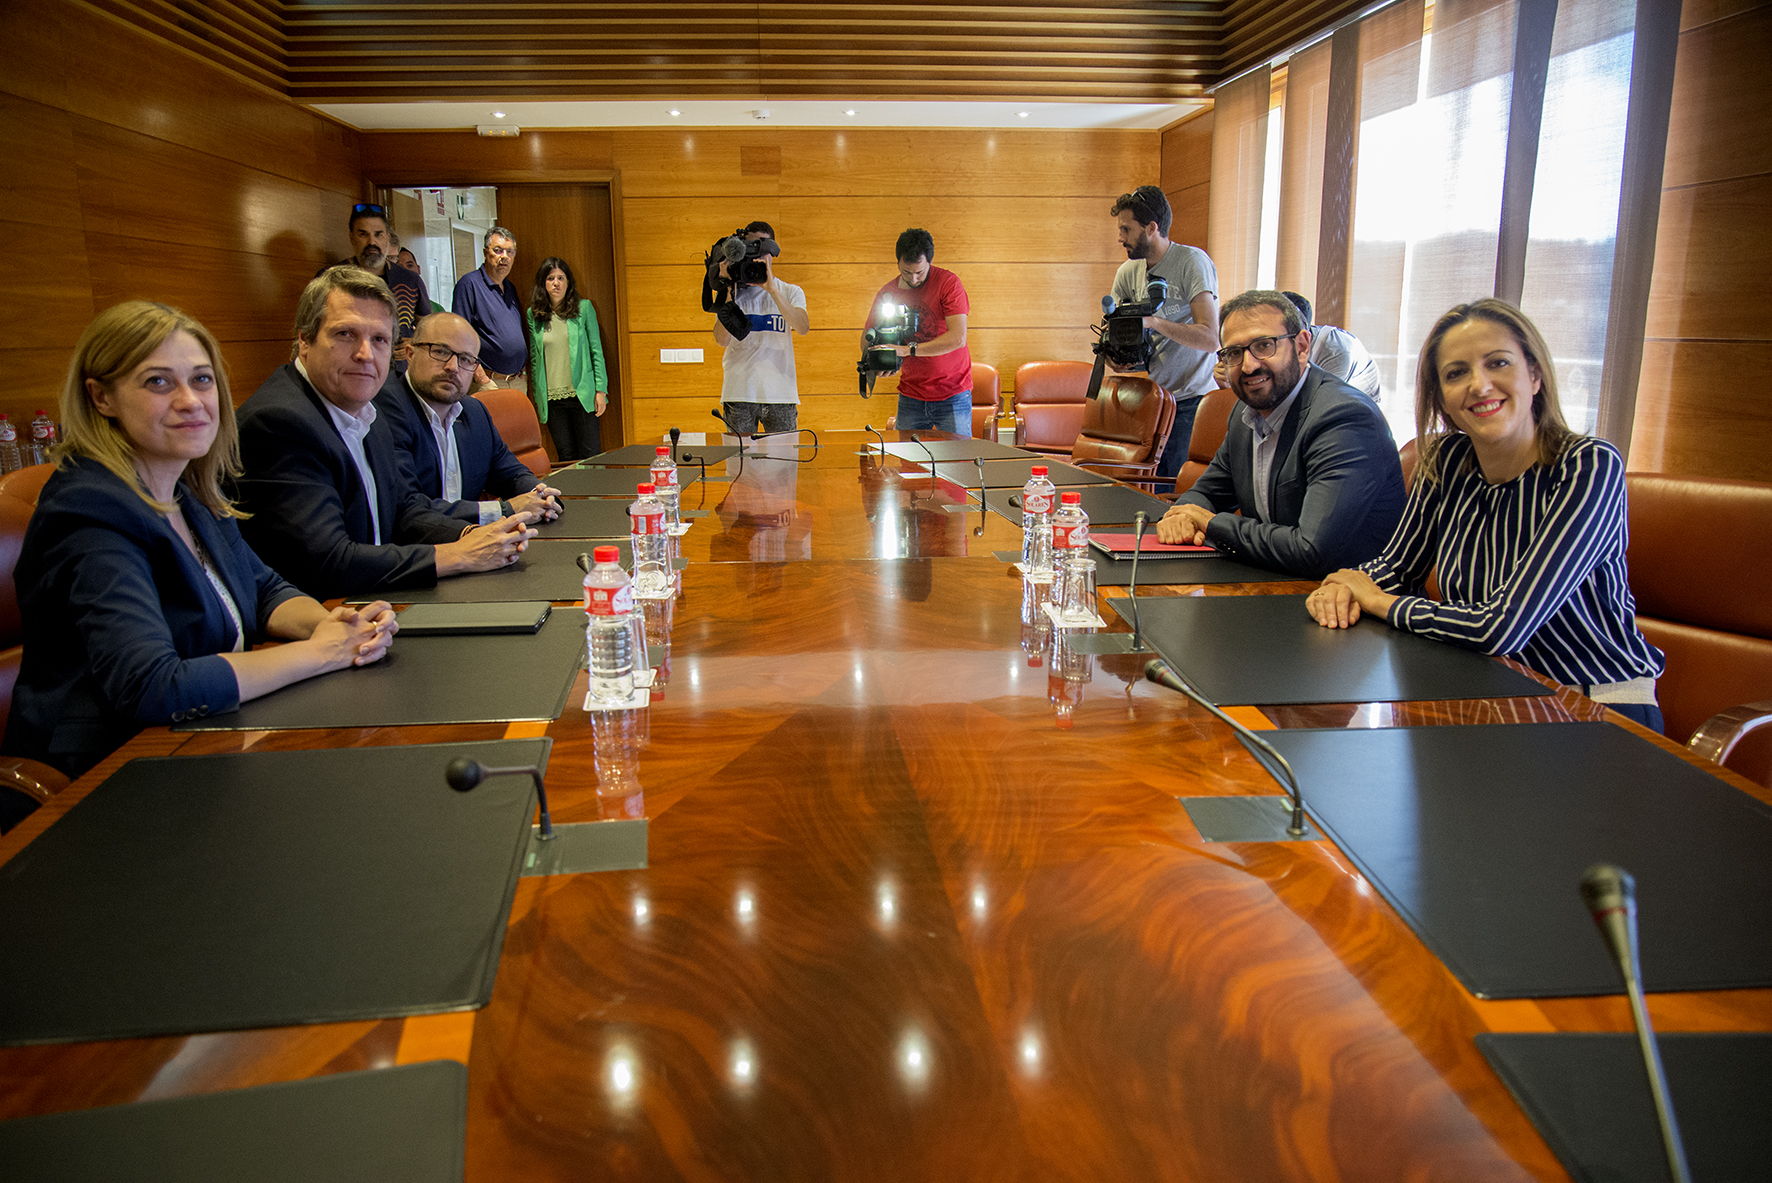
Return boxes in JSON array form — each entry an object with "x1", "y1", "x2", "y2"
[{"x1": 660, "y1": 349, "x2": 704, "y2": 364}]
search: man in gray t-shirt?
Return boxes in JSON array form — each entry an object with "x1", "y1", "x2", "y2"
[{"x1": 1107, "y1": 186, "x2": 1221, "y2": 480}]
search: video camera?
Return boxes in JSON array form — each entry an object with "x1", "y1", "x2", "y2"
[
  {"x1": 1084, "y1": 275, "x2": 1169, "y2": 399},
  {"x1": 701, "y1": 229, "x2": 782, "y2": 341},
  {"x1": 856, "y1": 300, "x2": 922, "y2": 397}
]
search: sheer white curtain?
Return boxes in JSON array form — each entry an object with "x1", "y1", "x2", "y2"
[
  {"x1": 1518, "y1": 0, "x2": 1637, "y2": 433},
  {"x1": 1275, "y1": 42, "x2": 1333, "y2": 303},
  {"x1": 1208, "y1": 66, "x2": 1273, "y2": 300}
]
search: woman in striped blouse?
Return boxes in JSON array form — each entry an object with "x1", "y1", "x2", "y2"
[{"x1": 1306, "y1": 298, "x2": 1666, "y2": 731}]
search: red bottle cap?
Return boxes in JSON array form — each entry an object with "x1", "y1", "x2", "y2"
[
  {"x1": 656, "y1": 446, "x2": 670, "y2": 454},
  {"x1": 1061, "y1": 491, "x2": 1082, "y2": 503},
  {"x1": 593, "y1": 545, "x2": 619, "y2": 563},
  {"x1": 637, "y1": 483, "x2": 656, "y2": 494},
  {"x1": 1031, "y1": 465, "x2": 1048, "y2": 475}
]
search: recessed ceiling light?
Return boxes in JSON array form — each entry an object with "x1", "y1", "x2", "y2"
[
  {"x1": 669, "y1": 109, "x2": 681, "y2": 116},
  {"x1": 1018, "y1": 111, "x2": 1030, "y2": 118},
  {"x1": 492, "y1": 111, "x2": 506, "y2": 118},
  {"x1": 845, "y1": 109, "x2": 856, "y2": 116}
]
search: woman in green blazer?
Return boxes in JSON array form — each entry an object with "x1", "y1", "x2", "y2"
[{"x1": 524, "y1": 257, "x2": 608, "y2": 461}]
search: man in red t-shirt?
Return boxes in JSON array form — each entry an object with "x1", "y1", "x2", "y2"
[{"x1": 862, "y1": 228, "x2": 972, "y2": 434}]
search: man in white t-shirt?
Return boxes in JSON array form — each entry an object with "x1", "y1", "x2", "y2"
[
  {"x1": 712, "y1": 221, "x2": 811, "y2": 437},
  {"x1": 1282, "y1": 291, "x2": 1381, "y2": 399}
]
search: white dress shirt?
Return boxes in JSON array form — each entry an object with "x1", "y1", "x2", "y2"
[
  {"x1": 297, "y1": 359, "x2": 382, "y2": 545},
  {"x1": 408, "y1": 380, "x2": 501, "y2": 525}
]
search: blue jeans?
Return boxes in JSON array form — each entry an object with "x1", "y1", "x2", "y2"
[{"x1": 896, "y1": 390, "x2": 973, "y2": 435}]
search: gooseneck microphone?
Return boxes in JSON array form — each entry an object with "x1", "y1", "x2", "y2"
[
  {"x1": 862, "y1": 423, "x2": 887, "y2": 459},
  {"x1": 446, "y1": 757, "x2": 554, "y2": 840},
  {"x1": 669, "y1": 425, "x2": 681, "y2": 460},
  {"x1": 1143, "y1": 660, "x2": 1308, "y2": 837},
  {"x1": 1125, "y1": 512, "x2": 1148, "y2": 650},
  {"x1": 1579, "y1": 864, "x2": 1692, "y2": 1183},
  {"x1": 906, "y1": 433, "x2": 940, "y2": 504}
]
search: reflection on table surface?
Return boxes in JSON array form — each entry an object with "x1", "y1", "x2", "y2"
[{"x1": 3, "y1": 432, "x2": 1767, "y2": 1182}]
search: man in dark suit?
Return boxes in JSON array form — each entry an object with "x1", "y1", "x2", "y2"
[
  {"x1": 235, "y1": 267, "x2": 536, "y2": 600},
  {"x1": 1156, "y1": 289, "x2": 1405, "y2": 578},
  {"x1": 374, "y1": 311, "x2": 562, "y2": 528}
]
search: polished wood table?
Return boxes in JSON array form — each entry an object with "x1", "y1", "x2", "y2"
[{"x1": 3, "y1": 431, "x2": 1767, "y2": 1180}]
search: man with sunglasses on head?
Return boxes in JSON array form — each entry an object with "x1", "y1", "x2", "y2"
[
  {"x1": 325, "y1": 203, "x2": 432, "y2": 348},
  {"x1": 1155, "y1": 289, "x2": 1405, "y2": 578},
  {"x1": 374, "y1": 311, "x2": 562, "y2": 527},
  {"x1": 1108, "y1": 185, "x2": 1222, "y2": 480}
]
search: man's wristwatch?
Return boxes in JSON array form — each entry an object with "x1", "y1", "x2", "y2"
[
  {"x1": 499, "y1": 499, "x2": 514, "y2": 519},
  {"x1": 909, "y1": 343, "x2": 917, "y2": 357}
]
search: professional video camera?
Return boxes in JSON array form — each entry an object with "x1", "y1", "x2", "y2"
[
  {"x1": 1084, "y1": 275, "x2": 1170, "y2": 399},
  {"x1": 701, "y1": 229, "x2": 782, "y2": 341},
  {"x1": 856, "y1": 300, "x2": 922, "y2": 397}
]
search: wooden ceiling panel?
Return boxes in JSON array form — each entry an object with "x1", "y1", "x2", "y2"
[{"x1": 94, "y1": 0, "x2": 1373, "y2": 104}]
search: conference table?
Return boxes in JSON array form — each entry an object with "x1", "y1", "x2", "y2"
[{"x1": 2, "y1": 430, "x2": 1767, "y2": 1180}]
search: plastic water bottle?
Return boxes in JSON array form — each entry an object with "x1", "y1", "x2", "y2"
[
  {"x1": 1053, "y1": 492, "x2": 1097, "y2": 623},
  {"x1": 650, "y1": 446, "x2": 681, "y2": 530},
  {"x1": 1052, "y1": 491, "x2": 1089, "y2": 563},
  {"x1": 1020, "y1": 464, "x2": 1056, "y2": 576},
  {"x1": 629, "y1": 482, "x2": 670, "y2": 596},
  {"x1": 583, "y1": 544, "x2": 635, "y2": 703},
  {"x1": 26, "y1": 410, "x2": 57, "y2": 466},
  {"x1": 0, "y1": 416, "x2": 20, "y2": 475}
]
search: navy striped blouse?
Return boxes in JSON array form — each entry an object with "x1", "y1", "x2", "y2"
[{"x1": 1359, "y1": 434, "x2": 1665, "y2": 688}]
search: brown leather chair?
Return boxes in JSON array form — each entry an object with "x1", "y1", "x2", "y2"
[
  {"x1": 1398, "y1": 438, "x2": 1420, "y2": 490},
  {"x1": 1068, "y1": 376, "x2": 1176, "y2": 487},
  {"x1": 1012, "y1": 361, "x2": 1092, "y2": 458},
  {"x1": 0, "y1": 462, "x2": 53, "y2": 507},
  {"x1": 475, "y1": 388, "x2": 553, "y2": 476},
  {"x1": 969, "y1": 363, "x2": 1001, "y2": 441},
  {"x1": 0, "y1": 493, "x2": 69, "y2": 811},
  {"x1": 1626, "y1": 473, "x2": 1772, "y2": 786},
  {"x1": 1169, "y1": 389, "x2": 1237, "y2": 497}
]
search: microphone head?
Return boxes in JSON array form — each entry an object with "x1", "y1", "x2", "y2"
[
  {"x1": 1102, "y1": 295, "x2": 1118, "y2": 317},
  {"x1": 670, "y1": 426, "x2": 681, "y2": 448},
  {"x1": 718, "y1": 235, "x2": 747, "y2": 264},
  {"x1": 865, "y1": 424, "x2": 874, "y2": 433},
  {"x1": 1580, "y1": 863, "x2": 1636, "y2": 917},
  {"x1": 445, "y1": 757, "x2": 485, "y2": 793},
  {"x1": 1143, "y1": 659, "x2": 1170, "y2": 684},
  {"x1": 1133, "y1": 511, "x2": 1147, "y2": 528}
]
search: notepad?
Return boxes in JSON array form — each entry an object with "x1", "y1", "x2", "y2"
[
  {"x1": 1089, "y1": 533, "x2": 1215, "y2": 559},
  {"x1": 395, "y1": 601, "x2": 552, "y2": 635}
]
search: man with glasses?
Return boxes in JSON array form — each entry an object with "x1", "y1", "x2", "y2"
[
  {"x1": 325, "y1": 203, "x2": 431, "y2": 347},
  {"x1": 1155, "y1": 290, "x2": 1405, "y2": 578},
  {"x1": 1108, "y1": 185, "x2": 1221, "y2": 480},
  {"x1": 375, "y1": 311, "x2": 562, "y2": 526},
  {"x1": 451, "y1": 226, "x2": 528, "y2": 393}
]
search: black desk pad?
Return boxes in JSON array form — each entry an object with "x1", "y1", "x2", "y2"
[
  {"x1": 356, "y1": 540, "x2": 594, "y2": 604},
  {"x1": 0, "y1": 740, "x2": 545, "y2": 1046},
  {"x1": 548, "y1": 465, "x2": 706, "y2": 497},
  {"x1": 1112, "y1": 593, "x2": 1552, "y2": 704},
  {"x1": 880, "y1": 439, "x2": 1033, "y2": 462},
  {"x1": 1477, "y1": 1033, "x2": 1772, "y2": 1182},
  {"x1": 174, "y1": 607, "x2": 584, "y2": 730},
  {"x1": 921, "y1": 458, "x2": 1115, "y2": 489},
  {"x1": 1261, "y1": 723, "x2": 1772, "y2": 998},
  {"x1": 984, "y1": 483, "x2": 1168, "y2": 525},
  {"x1": 581, "y1": 443, "x2": 739, "y2": 466},
  {"x1": 528, "y1": 498, "x2": 633, "y2": 540},
  {"x1": 0, "y1": 1061, "x2": 468, "y2": 1182}
]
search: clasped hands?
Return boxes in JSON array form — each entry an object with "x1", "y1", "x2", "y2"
[
  {"x1": 312, "y1": 600, "x2": 398, "y2": 667},
  {"x1": 510, "y1": 482, "x2": 562, "y2": 522},
  {"x1": 1155, "y1": 502, "x2": 1216, "y2": 545},
  {"x1": 1306, "y1": 569, "x2": 1397, "y2": 629}
]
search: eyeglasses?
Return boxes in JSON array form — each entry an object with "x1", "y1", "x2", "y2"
[
  {"x1": 410, "y1": 341, "x2": 481, "y2": 372},
  {"x1": 1216, "y1": 332, "x2": 1302, "y2": 367},
  {"x1": 486, "y1": 243, "x2": 515, "y2": 259},
  {"x1": 352, "y1": 203, "x2": 386, "y2": 217}
]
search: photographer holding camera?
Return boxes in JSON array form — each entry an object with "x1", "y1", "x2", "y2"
[
  {"x1": 1108, "y1": 185, "x2": 1221, "y2": 480},
  {"x1": 706, "y1": 220, "x2": 810, "y2": 437},
  {"x1": 860, "y1": 229, "x2": 972, "y2": 434}
]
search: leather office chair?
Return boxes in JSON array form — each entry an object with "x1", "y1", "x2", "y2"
[
  {"x1": 1169, "y1": 389, "x2": 1236, "y2": 497},
  {"x1": 1626, "y1": 473, "x2": 1772, "y2": 786},
  {"x1": 0, "y1": 462, "x2": 53, "y2": 507},
  {"x1": 1012, "y1": 361, "x2": 1092, "y2": 457},
  {"x1": 1398, "y1": 438, "x2": 1420, "y2": 490},
  {"x1": 0, "y1": 494, "x2": 69, "y2": 809},
  {"x1": 1068, "y1": 376, "x2": 1175, "y2": 488},
  {"x1": 475, "y1": 388, "x2": 552, "y2": 476},
  {"x1": 969, "y1": 363, "x2": 1001, "y2": 441}
]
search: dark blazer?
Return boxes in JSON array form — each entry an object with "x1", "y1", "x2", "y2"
[
  {"x1": 1, "y1": 458, "x2": 307, "y2": 778},
  {"x1": 235, "y1": 364, "x2": 466, "y2": 600},
  {"x1": 372, "y1": 376, "x2": 538, "y2": 524},
  {"x1": 1175, "y1": 366, "x2": 1406, "y2": 578}
]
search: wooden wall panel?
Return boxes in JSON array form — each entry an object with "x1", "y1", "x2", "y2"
[
  {"x1": 364, "y1": 131, "x2": 618, "y2": 184},
  {"x1": 1658, "y1": 4, "x2": 1772, "y2": 189},
  {"x1": 621, "y1": 196, "x2": 1128, "y2": 266},
  {"x1": 1161, "y1": 110, "x2": 1214, "y2": 250},
  {"x1": 1629, "y1": 341, "x2": 1772, "y2": 480},
  {"x1": 1633, "y1": 1, "x2": 1772, "y2": 481},
  {"x1": 0, "y1": 0, "x2": 362, "y2": 430}
]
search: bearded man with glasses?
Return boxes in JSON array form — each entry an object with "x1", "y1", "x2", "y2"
[
  {"x1": 374, "y1": 311, "x2": 561, "y2": 527},
  {"x1": 1154, "y1": 289, "x2": 1406, "y2": 578}
]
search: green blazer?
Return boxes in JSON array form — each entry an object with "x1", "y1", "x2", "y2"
[{"x1": 524, "y1": 303, "x2": 608, "y2": 424}]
